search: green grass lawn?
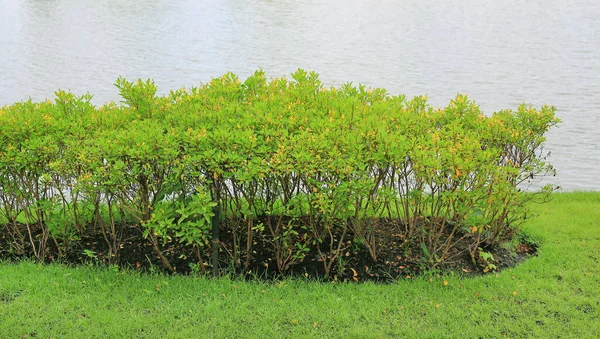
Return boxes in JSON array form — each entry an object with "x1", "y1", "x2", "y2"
[{"x1": 1, "y1": 192, "x2": 599, "y2": 338}]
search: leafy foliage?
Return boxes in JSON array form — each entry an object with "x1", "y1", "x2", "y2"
[{"x1": 0, "y1": 70, "x2": 560, "y2": 276}]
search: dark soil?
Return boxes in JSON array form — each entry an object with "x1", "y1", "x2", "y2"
[{"x1": 0, "y1": 219, "x2": 537, "y2": 283}]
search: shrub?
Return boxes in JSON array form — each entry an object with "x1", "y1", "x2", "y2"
[{"x1": 0, "y1": 70, "x2": 559, "y2": 276}]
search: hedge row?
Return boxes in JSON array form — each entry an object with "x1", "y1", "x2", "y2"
[{"x1": 0, "y1": 70, "x2": 559, "y2": 275}]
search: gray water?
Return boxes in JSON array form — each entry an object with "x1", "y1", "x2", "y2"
[{"x1": 1, "y1": 0, "x2": 599, "y2": 190}]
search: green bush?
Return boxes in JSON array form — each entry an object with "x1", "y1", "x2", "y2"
[{"x1": 0, "y1": 70, "x2": 559, "y2": 276}]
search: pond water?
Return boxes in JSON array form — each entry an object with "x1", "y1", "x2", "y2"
[{"x1": 1, "y1": 0, "x2": 599, "y2": 190}]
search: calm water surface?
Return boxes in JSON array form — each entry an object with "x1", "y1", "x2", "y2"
[{"x1": 1, "y1": 0, "x2": 599, "y2": 190}]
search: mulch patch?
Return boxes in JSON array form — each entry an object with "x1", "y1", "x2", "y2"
[{"x1": 0, "y1": 218, "x2": 537, "y2": 282}]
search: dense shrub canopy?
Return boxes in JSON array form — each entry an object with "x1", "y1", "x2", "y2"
[{"x1": 0, "y1": 70, "x2": 559, "y2": 276}]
